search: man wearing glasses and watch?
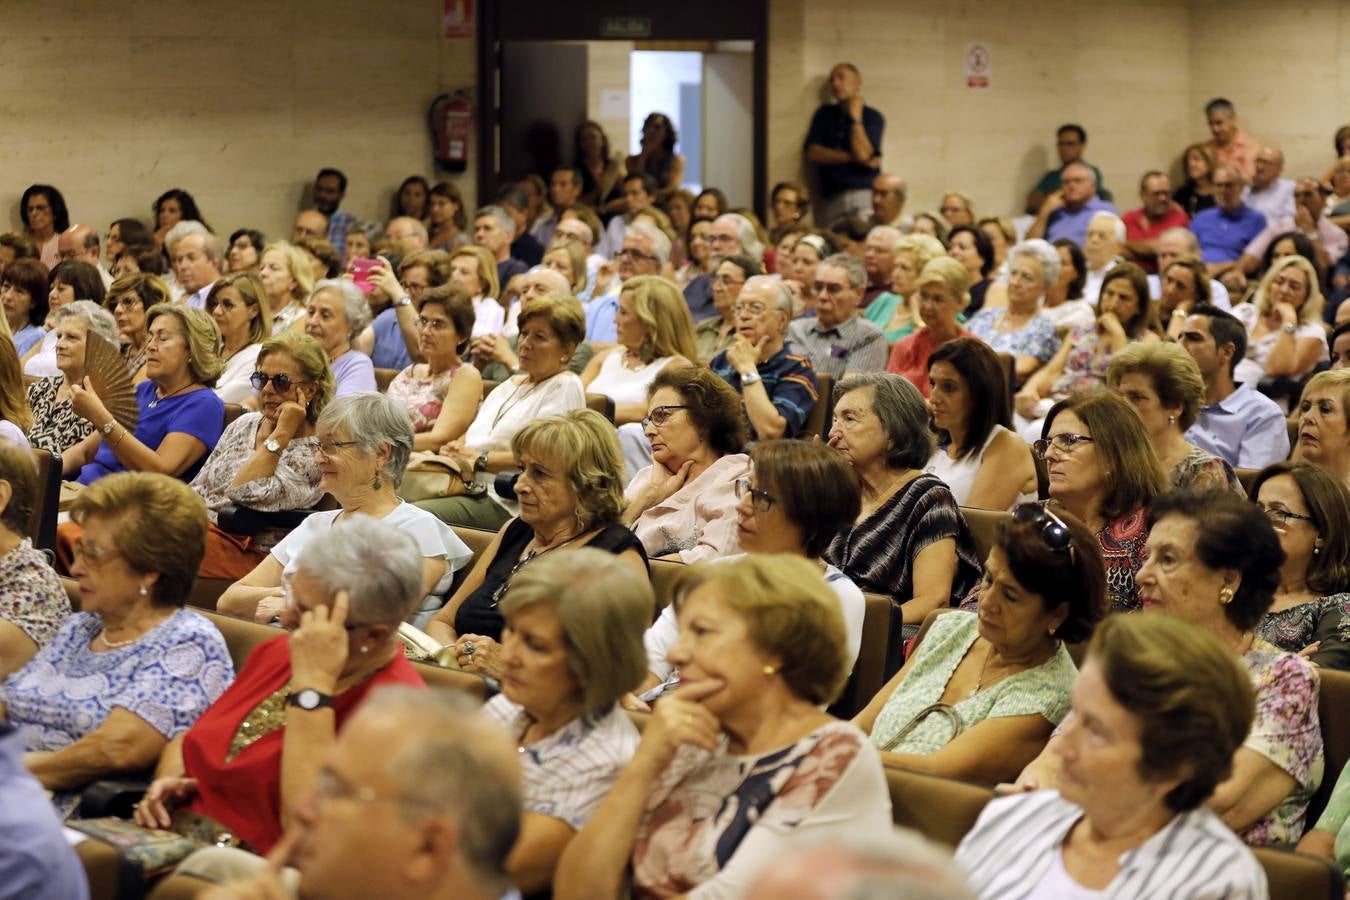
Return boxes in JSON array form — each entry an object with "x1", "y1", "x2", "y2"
[{"x1": 709, "y1": 276, "x2": 819, "y2": 440}]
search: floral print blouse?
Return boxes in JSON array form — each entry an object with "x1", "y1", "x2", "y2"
[
  {"x1": 386, "y1": 363, "x2": 464, "y2": 433},
  {"x1": 26, "y1": 376, "x2": 91, "y2": 456},
  {"x1": 1170, "y1": 446, "x2": 1245, "y2": 495},
  {"x1": 965, "y1": 308, "x2": 1061, "y2": 363},
  {"x1": 1258, "y1": 593, "x2": 1350, "y2": 671}
]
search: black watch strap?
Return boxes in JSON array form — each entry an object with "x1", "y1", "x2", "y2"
[{"x1": 287, "y1": 688, "x2": 334, "y2": 711}]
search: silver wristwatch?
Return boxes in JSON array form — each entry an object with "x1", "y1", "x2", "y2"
[
  {"x1": 264, "y1": 437, "x2": 282, "y2": 454},
  {"x1": 740, "y1": 371, "x2": 762, "y2": 385}
]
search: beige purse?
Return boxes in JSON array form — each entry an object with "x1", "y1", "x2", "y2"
[
  {"x1": 397, "y1": 451, "x2": 480, "y2": 502},
  {"x1": 396, "y1": 622, "x2": 460, "y2": 668},
  {"x1": 878, "y1": 703, "x2": 965, "y2": 752}
]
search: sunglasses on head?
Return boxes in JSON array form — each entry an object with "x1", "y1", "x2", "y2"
[{"x1": 1012, "y1": 502, "x2": 1074, "y2": 560}]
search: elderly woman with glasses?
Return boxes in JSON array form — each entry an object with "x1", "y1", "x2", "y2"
[
  {"x1": 132, "y1": 517, "x2": 428, "y2": 861},
  {"x1": 26, "y1": 300, "x2": 122, "y2": 457},
  {"x1": 424, "y1": 410, "x2": 649, "y2": 673},
  {"x1": 857, "y1": 503, "x2": 1105, "y2": 784},
  {"x1": 2, "y1": 473, "x2": 234, "y2": 817},
  {"x1": 189, "y1": 332, "x2": 334, "y2": 581},
  {"x1": 217, "y1": 393, "x2": 472, "y2": 624},
  {"x1": 624, "y1": 366, "x2": 749, "y2": 563},
  {"x1": 825, "y1": 373, "x2": 983, "y2": 675}
]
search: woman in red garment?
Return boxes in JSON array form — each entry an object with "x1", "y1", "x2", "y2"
[{"x1": 131, "y1": 516, "x2": 426, "y2": 854}]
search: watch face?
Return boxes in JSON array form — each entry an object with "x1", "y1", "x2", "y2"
[
  {"x1": 293, "y1": 689, "x2": 324, "y2": 709},
  {"x1": 265, "y1": 438, "x2": 280, "y2": 452}
]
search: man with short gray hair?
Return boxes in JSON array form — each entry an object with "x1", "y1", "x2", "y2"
[
  {"x1": 686, "y1": 213, "x2": 763, "y2": 323},
  {"x1": 710, "y1": 276, "x2": 819, "y2": 439},
  {"x1": 861, "y1": 225, "x2": 900, "y2": 306},
  {"x1": 475, "y1": 205, "x2": 528, "y2": 289},
  {"x1": 1027, "y1": 161, "x2": 1117, "y2": 248},
  {"x1": 787, "y1": 253, "x2": 887, "y2": 380},
  {"x1": 870, "y1": 173, "x2": 911, "y2": 231},
  {"x1": 165, "y1": 221, "x2": 222, "y2": 309},
  {"x1": 1082, "y1": 211, "x2": 1126, "y2": 304},
  {"x1": 197, "y1": 688, "x2": 522, "y2": 900}
]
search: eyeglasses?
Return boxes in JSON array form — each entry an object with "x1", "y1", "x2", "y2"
[
  {"x1": 313, "y1": 439, "x2": 360, "y2": 457},
  {"x1": 1260, "y1": 505, "x2": 1315, "y2": 529},
  {"x1": 1012, "y1": 503, "x2": 1074, "y2": 559},
  {"x1": 712, "y1": 274, "x2": 746, "y2": 287},
  {"x1": 73, "y1": 540, "x2": 120, "y2": 566},
  {"x1": 250, "y1": 372, "x2": 301, "y2": 392},
  {"x1": 1032, "y1": 433, "x2": 1095, "y2": 459},
  {"x1": 641, "y1": 405, "x2": 691, "y2": 428},
  {"x1": 733, "y1": 301, "x2": 777, "y2": 316},
  {"x1": 734, "y1": 478, "x2": 776, "y2": 513},
  {"x1": 417, "y1": 316, "x2": 453, "y2": 332},
  {"x1": 110, "y1": 296, "x2": 143, "y2": 311},
  {"x1": 812, "y1": 281, "x2": 849, "y2": 296},
  {"x1": 616, "y1": 248, "x2": 658, "y2": 263}
]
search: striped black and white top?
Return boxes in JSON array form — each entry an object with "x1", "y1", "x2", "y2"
[{"x1": 954, "y1": 790, "x2": 1267, "y2": 899}]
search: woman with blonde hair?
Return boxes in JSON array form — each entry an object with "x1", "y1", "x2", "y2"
[
  {"x1": 1233, "y1": 254, "x2": 1328, "y2": 388},
  {"x1": 886, "y1": 257, "x2": 973, "y2": 397},
  {"x1": 581, "y1": 275, "x2": 697, "y2": 426},
  {"x1": 0, "y1": 336, "x2": 31, "y2": 447},
  {"x1": 190, "y1": 331, "x2": 334, "y2": 580},
  {"x1": 205, "y1": 272, "x2": 271, "y2": 404},
  {"x1": 864, "y1": 233, "x2": 946, "y2": 341},
  {"x1": 256, "y1": 242, "x2": 314, "y2": 335},
  {"x1": 425, "y1": 408, "x2": 649, "y2": 658},
  {"x1": 1107, "y1": 341, "x2": 1242, "y2": 493},
  {"x1": 543, "y1": 238, "x2": 588, "y2": 295},
  {"x1": 449, "y1": 244, "x2": 505, "y2": 337},
  {"x1": 939, "y1": 191, "x2": 976, "y2": 228},
  {"x1": 1293, "y1": 368, "x2": 1350, "y2": 488}
]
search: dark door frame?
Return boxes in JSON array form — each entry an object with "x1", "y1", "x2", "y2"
[{"x1": 477, "y1": 0, "x2": 768, "y2": 219}]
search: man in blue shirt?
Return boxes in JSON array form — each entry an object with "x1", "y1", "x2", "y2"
[
  {"x1": 1178, "y1": 304, "x2": 1290, "y2": 468},
  {"x1": 803, "y1": 63, "x2": 884, "y2": 226},
  {"x1": 0, "y1": 721, "x2": 88, "y2": 900},
  {"x1": 1027, "y1": 162, "x2": 1117, "y2": 248},
  {"x1": 586, "y1": 222, "x2": 667, "y2": 345},
  {"x1": 1189, "y1": 165, "x2": 1266, "y2": 279},
  {"x1": 313, "y1": 168, "x2": 355, "y2": 259}
]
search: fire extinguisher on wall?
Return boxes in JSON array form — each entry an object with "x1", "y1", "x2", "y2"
[{"x1": 429, "y1": 90, "x2": 472, "y2": 173}]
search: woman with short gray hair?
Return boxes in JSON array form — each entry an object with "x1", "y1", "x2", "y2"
[
  {"x1": 218, "y1": 393, "x2": 472, "y2": 624},
  {"x1": 304, "y1": 279, "x2": 376, "y2": 397},
  {"x1": 824, "y1": 373, "x2": 982, "y2": 676},
  {"x1": 470, "y1": 548, "x2": 652, "y2": 894},
  {"x1": 28, "y1": 300, "x2": 123, "y2": 454},
  {"x1": 966, "y1": 238, "x2": 1063, "y2": 383},
  {"x1": 134, "y1": 516, "x2": 430, "y2": 859}
]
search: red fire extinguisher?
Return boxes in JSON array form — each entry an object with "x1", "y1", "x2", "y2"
[{"x1": 429, "y1": 90, "x2": 472, "y2": 173}]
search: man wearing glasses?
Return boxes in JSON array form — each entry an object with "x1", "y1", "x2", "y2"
[
  {"x1": 1239, "y1": 176, "x2": 1347, "y2": 278},
  {"x1": 709, "y1": 276, "x2": 818, "y2": 439},
  {"x1": 684, "y1": 213, "x2": 765, "y2": 323},
  {"x1": 1189, "y1": 165, "x2": 1267, "y2": 280},
  {"x1": 787, "y1": 253, "x2": 887, "y2": 381}
]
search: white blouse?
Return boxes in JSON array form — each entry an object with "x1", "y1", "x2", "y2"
[{"x1": 213, "y1": 343, "x2": 263, "y2": 404}]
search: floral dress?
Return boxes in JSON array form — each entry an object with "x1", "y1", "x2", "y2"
[
  {"x1": 1049, "y1": 324, "x2": 1114, "y2": 397},
  {"x1": 1258, "y1": 593, "x2": 1350, "y2": 671},
  {"x1": 386, "y1": 364, "x2": 463, "y2": 433},
  {"x1": 1170, "y1": 446, "x2": 1244, "y2": 495},
  {"x1": 965, "y1": 308, "x2": 1061, "y2": 363},
  {"x1": 25, "y1": 376, "x2": 91, "y2": 455}
]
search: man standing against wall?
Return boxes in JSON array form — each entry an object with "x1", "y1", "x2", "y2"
[
  {"x1": 1205, "y1": 98, "x2": 1261, "y2": 181},
  {"x1": 1025, "y1": 124, "x2": 1106, "y2": 216},
  {"x1": 803, "y1": 63, "x2": 884, "y2": 226},
  {"x1": 312, "y1": 168, "x2": 354, "y2": 258}
]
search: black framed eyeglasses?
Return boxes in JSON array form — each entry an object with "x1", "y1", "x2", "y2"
[
  {"x1": 251, "y1": 371, "x2": 299, "y2": 392},
  {"x1": 734, "y1": 477, "x2": 776, "y2": 513},
  {"x1": 1031, "y1": 433, "x2": 1095, "y2": 460},
  {"x1": 642, "y1": 405, "x2": 692, "y2": 428},
  {"x1": 1013, "y1": 502, "x2": 1074, "y2": 560},
  {"x1": 1260, "y1": 505, "x2": 1315, "y2": 529}
]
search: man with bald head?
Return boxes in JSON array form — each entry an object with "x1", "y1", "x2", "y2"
[
  {"x1": 386, "y1": 216, "x2": 430, "y2": 257},
  {"x1": 870, "y1": 173, "x2": 911, "y2": 230},
  {"x1": 292, "y1": 209, "x2": 329, "y2": 244},
  {"x1": 1240, "y1": 175, "x2": 1348, "y2": 276},
  {"x1": 1146, "y1": 227, "x2": 1232, "y2": 308},
  {"x1": 57, "y1": 224, "x2": 111, "y2": 287},
  {"x1": 710, "y1": 275, "x2": 819, "y2": 439},
  {"x1": 1243, "y1": 147, "x2": 1294, "y2": 221},
  {"x1": 1027, "y1": 161, "x2": 1117, "y2": 247},
  {"x1": 1189, "y1": 165, "x2": 1266, "y2": 277}
]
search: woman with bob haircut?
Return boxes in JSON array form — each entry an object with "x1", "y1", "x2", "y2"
[
  {"x1": 858, "y1": 502, "x2": 1105, "y2": 784},
  {"x1": 825, "y1": 373, "x2": 983, "y2": 672},
  {"x1": 958, "y1": 614, "x2": 1268, "y2": 897},
  {"x1": 20, "y1": 184, "x2": 68, "y2": 268},
  {"x1": 885, "y1": 256, "x2": 974, "y2": 398},
  {"x1": 2, "y1": 473, "x2": 234, "y2": 817},
  {"x1": 1107, "y1": 340, "x2": 1242, "y2": 493},
  {"x1": 1251, "y1": 461, "x2": 1350, "y2": 669},
  {"x1": 386, "y1": 284, "x2": 482, "y2": 452},
  {"x1": 1018, "y1": 489, "x2": 1324, "y2": 847},
  {"x1": 104, "y1": 272, "x2": 169, "y2": 380},
  {"x1": 217, "y1": 393, "x2": 472, "y2": 623},
  {"x1": 581, "y1": 275, "x2": 697, "y2": 426},
  {"x1": 426, "y1": 409, "x2": 649, "y2": 666},
  {"x1": 554, "y1": 554, "x2": 891, "y2": 900},
  {"x1": 449, "y1": 245, "x2": 506, "y2": 338},
  {"x1": 1016, "y1": 261, "x2": 1158, "y2": 434},
  {"x1": 190, "y1": 331, "x2": 334, "y2": 581},
  {"x1": 924, "y1": 337, "x2": 1037, "y2": 510},
  {"x1": 1, "y1": 257, "x2": 50, "y2": 355},
  {"x1": 1292, "y1": 369, "x2": 1350, "y2": 488},
  {"x1": 63, "y1": 303, "x2": 225, "y2": 486},
  {"x1": 1035, "y1": 391, "x2": 1168, "y2": 612},
  {"x1": 863, "y1": 233, "x2": 945, "y2": 342},
  {"x1": 1233, "y1": 254, "x2": 1329, "y2": 388},
  {"x1": 27, "y1": 300, "x2": 122, "y2": 456},
  {"x1": 624, "y1": 366, "x2": 749, "y2": 564},
  {"x1": 638, "y1": 439, "x2": 867, "y2": 703},
  {"x1": 136, "y1": 516, "x2": 428, "y2": 861},
  {"x1": 483, "y1": 548, "x2": 653, "y2": 894}
]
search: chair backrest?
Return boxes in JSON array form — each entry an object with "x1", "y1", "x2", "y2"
[
  {"x1": 960, "y1": 506, "x2": 1008, "y2": 565},
  {"x1": 1310, "y1": 669, "x2": 1350, "y2": 825},
  {"x1": 200, "y1": 609, "x2": 283, "y2": 672},
  {"x1": 884, "y1": 764, "x2": 994, "y2": 847},
  {"x1": 1235, "y1": 467, "x2": 1259, "y2": 495},
  {"x1": 649, "y1": 558, "x2": 685, "y2": 616},
  {"x1": 802, "y1": 373, "x2": 833, "y2": 441},
  {"x1": 996, "y1": 352, "x2": 1015, "y2": 417},
  {"x1": 374, "y1": 367, "x2": 400, "y2": 392},
  {"x1": 223, "y1": 403, "x2": 244, "y2": 428},
  {"x1": 586, "y1": 392, "x2": 616, "y2": 423},
  {"x1": 829, "y1": 591, "x2": 891, "y2": 719},
  {"x1": 28, "y1": 447, "x2": 60, "y2": 551},
  {"x1": 1251, "y1": 846, "x2": 1345, "y2": 900}
]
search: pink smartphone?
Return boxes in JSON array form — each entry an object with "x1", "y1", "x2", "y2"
[{"x1": 350, "y1": 257, "x2": 380, "y2": 294}]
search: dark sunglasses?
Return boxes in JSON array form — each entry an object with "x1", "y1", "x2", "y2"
[
  {"x1": 1012, "y1": 502, "x2": 1074, "y2": 560},
  {"x1": 251, "y1": 372, "x2": 301, "y2": 392}
]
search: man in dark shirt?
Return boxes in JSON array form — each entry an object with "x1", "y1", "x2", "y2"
[
  {"x1": 804, "y1": 63, "x2": 884, "y2": 227},
  {"x1": 474, "y1": 205, "x2": 528, "y2": 288},
  {"x1": 495, "y1": 184, "x2": 544, "y2": 267}
]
